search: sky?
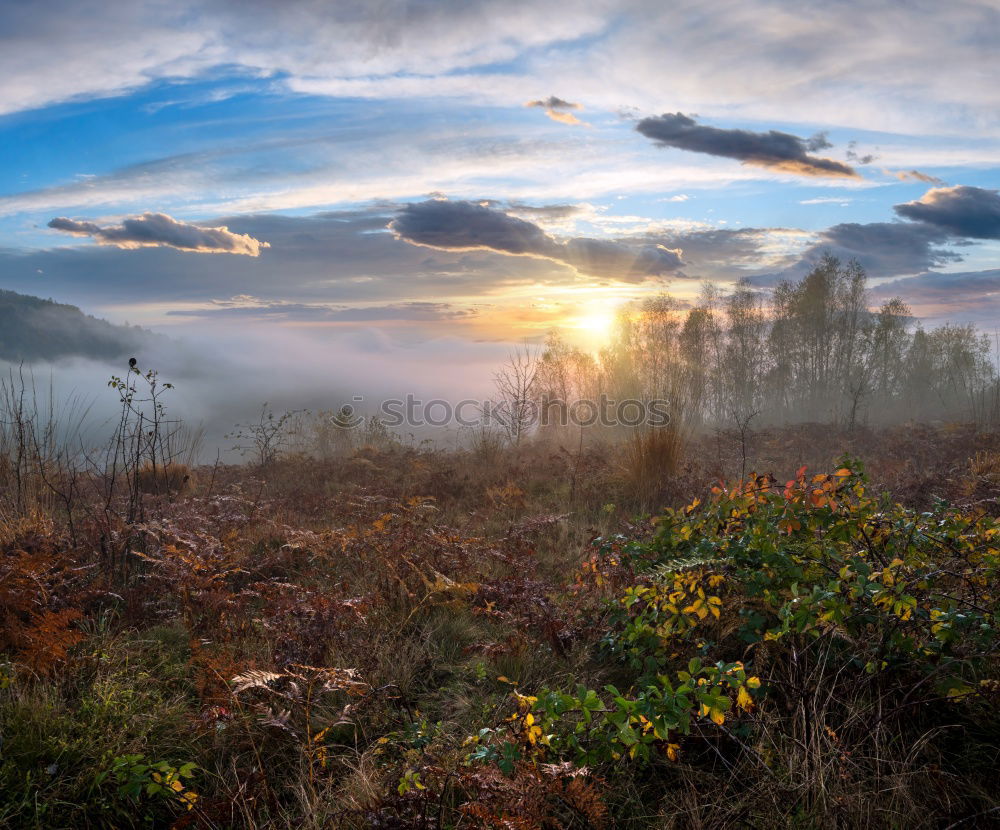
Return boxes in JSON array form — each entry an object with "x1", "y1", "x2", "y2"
[{"x1": 2, "y1": 0, "x2": 1000, "y2": 423}]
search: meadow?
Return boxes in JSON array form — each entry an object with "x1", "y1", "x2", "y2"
[
  {"x1": 2, "y1": 261, "x2": 1000, "y2": 829},
  {"x1": 2, "y1": 385, "x2": 999, "y2": 828}
]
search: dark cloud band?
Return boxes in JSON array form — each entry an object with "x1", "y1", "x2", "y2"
[
  {"x1": 47, "y1": 212, "x2": 270, "y2": 256},
  {"x1": 635, "y1": 112, "x2": 858, "y2": 178},
  {"x1": 389, "y1": 199, "x2": 682, "y2": 281},
  {"x1": 893, "y1": 185, "x2": 1000, "y2": 239}
]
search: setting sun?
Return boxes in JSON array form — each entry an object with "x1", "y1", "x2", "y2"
[{"x1": 571, "y1": 309, "x2": 617, "y2": 344}]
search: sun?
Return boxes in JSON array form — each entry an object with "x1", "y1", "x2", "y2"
[{"x1": 571, "y1": 309, "x2": 616, "y2": 344}]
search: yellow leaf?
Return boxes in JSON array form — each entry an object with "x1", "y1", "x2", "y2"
[
  {"x1": 666, "y1": 743, "x2": 680, "y2": 762},
  {"x1": 737, "y1": 686, "x2": 754, "y2": 711},
  {"x1": 700, "y1": 703, "x2": 725, "y2": 725}
]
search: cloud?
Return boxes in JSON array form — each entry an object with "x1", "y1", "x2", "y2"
[
  {"x1": 167, "y1": 296, "x2": 475, "y2": 323},
  {"x1": 800, "y1": 197, "x2": 852, "y2": 205},
  {"x1": 893, "y1": 185, "x2": 1000, "y2": 239},
  {"x1": 47, "y1": 212, "x2": 270, "y2": 255},
  {"x1": 845, "y1": 141, "x2": 876, "y2": 165},
  {"x1": 892, "y1": 169, "x2": 944, "y2": 185},
  {"x1": 779, "y1": 221, "x2": 959, "y2": 279},
  {"x1": 562, "y1": 237, "x2": 682, "y2": 279},
  {"x1": 525, "y1": 95, "x2": 584, "y2": 125},
  {"x1": 624, "y1": 226, "x2": 813, "y2": 280},
  {"x1": 1, "y1": 0, "x2": 998, "y2": 145},
  {"x1": 390, "y1": 199, "x2": 559, "y2": 257},
  {"x1": 635, "y1": 113, "x2": 859, "y2": 178},
  {"x1": 389, "y1": 199, "x2": 682, "y2": 281},
  {"x1": 874, "y1": 268, "x2": 1000, "y2": 305},
  {"x1": 0, "y1": 0, "x2": 607, "y2": 116},
  {"x1": 0, "y1": 208, "x2": 586, "y2": 315},
  {"x1": 872, "y1": 268, "x2": 1000, "y2": 325}
]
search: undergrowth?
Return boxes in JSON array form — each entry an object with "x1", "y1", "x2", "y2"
[{"x1": 1, "y1": 405, "x2": 999, "y2": 827}]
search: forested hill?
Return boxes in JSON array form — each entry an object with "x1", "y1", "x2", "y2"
[{"x1": 0, "y1": 289, "x2": 154, "y2": 363}]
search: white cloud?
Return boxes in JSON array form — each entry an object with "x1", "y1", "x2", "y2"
[
  {"x1": 799, "y1": 197, "x2": 853, "y2": 205},
  {"x1": 0, "y1": 0, "x2": 997, "y2": 140}
]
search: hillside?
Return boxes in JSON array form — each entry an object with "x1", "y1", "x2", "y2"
[{"x1": 0, "y1": 289, "x2": 153, "y2": 363}]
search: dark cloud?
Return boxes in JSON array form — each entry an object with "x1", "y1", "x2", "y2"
[
  {"x1": 738, "y1": 221, "x2": 960, "y2": 287},
  {"x1": 526, "y1": 96, "x2": 579, "y2": 111},
  {"x1": 635, "y1": 113, "x2": 858, "y2": 178},
  {"x1": 525, "y1": 95, "x2": 583, "y2": 124},
  {"x1": 893, "y1": 185, "x2": 1000, "y2": 239},
  {"x1": 806, "y1": 132, "x2": 832, "y2": 152},
  {"x1": 743, "y1": 219, "x2": 962, "y2": 286},
  {"x1": 390, "y1": 200, "x2": 559, "y2": 257},
  {"x1": 47, "y1": 212, "x2": 270, "y2": 255},
  {"x1": 497, "y1": 201, "x2": 584, "y2": 222},
  {"x1": 808, "y1": 221, "x2": 959, "y2": 277},
  {"x1": 389, "y1": 199, "x2": 682, "y2": 281},
  {"x1": 0, "y1": 208, "x2": 576, "y2": 312},
  {"x1": 845, "y1": 140, "x2": 876, "y2": 165}
]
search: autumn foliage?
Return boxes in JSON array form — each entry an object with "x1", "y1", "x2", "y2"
[{"x1": 1, "y1": 363, "x2": 1000, "y2": 827}]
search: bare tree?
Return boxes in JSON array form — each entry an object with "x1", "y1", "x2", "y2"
[{"x1": 491, "y1": 343, "x2": 540, "y2": 446}]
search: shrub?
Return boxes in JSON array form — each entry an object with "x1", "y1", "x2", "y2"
[{"x1": 485, "y1": 461, "x2": 1000, "y2": 826}]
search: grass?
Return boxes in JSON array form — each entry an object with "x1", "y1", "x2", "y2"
[{"x1": 0, "y1": 421, "x2": 998, "y2": 827}]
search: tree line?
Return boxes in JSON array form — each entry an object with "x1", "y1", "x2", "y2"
[{"x1": 525, "y1": 255, "x2": 998, "y2": 438}]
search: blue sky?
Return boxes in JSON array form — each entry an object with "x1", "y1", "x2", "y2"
[{"x1": 2, "y1": 0, "x2": 1000, "y2": 358}]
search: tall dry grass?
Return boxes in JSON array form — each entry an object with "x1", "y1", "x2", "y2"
[{"x1": 620, "y1": 421, "x2": 687, "y2": 508}]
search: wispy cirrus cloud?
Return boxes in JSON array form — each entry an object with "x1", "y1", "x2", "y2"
[
  {"x1": 167, "y1": 296, "x2": 475, "y2": 323},
  {"x1": 800, "y1": 197, "x2": 852, "y2": 205},
  {"x1": 47, "y1": 212, "x2": 270, "y2": 255},
  {"x1": 892, "y1": 169, "x2": 945, "y2": 185},
  {"x1": 389, "y1": 199, "x2": 683, "y2": 282},
  {"x1": 635, "y1": 113, "x2": 858, "y2": 178}
]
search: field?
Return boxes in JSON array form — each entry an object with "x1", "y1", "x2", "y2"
[{"x1": 1, "y1": 404, "x2": 999, "y2": 829}]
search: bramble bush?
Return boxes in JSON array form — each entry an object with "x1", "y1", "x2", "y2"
[{"x1": 463, "y1": 460, "x2": 1000, "y2": 824}]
